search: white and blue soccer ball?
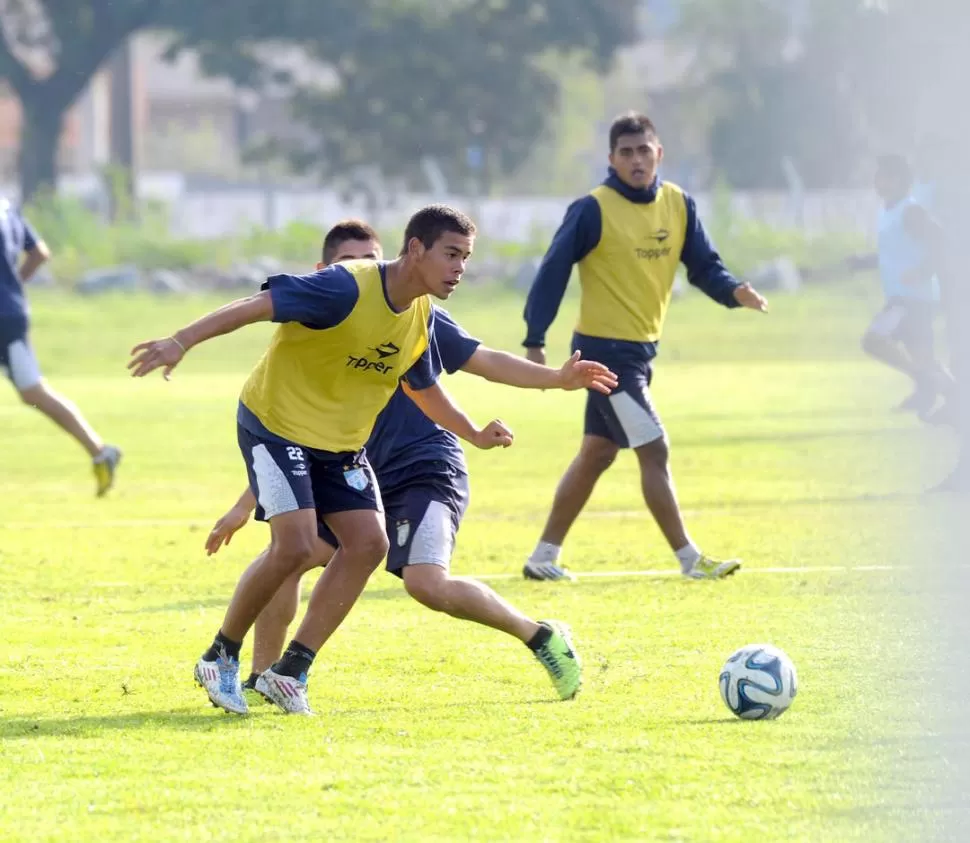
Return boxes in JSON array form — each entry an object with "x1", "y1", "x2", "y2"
[{"x1": 719, "y1": 644, "x2": 798, "y2": 720}]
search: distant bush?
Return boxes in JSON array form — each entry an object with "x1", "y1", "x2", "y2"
[
  {"x1": 705, "y1": 182, "x2": 868, "y2": 278},
  {"x1": 23, "y1": 189, "x2": 866, "y2": 287}
]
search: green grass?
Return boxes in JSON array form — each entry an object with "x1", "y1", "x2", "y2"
[{"x1": 0, "y1": 281, "x2": 959, "y2": 841}]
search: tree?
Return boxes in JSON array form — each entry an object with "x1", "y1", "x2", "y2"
[
  {"x1": 0, "y1": 0, "x2": 636, "y2": 202},
  {"x1": 664, "y1": 0, "x2": 912, "y2": 188},
  {"x1": 243, "y1": 0, "x2": 639, "y2": 194},
  {"x1": 0, "y1": 0, "x2": 164, "y2": 201}
]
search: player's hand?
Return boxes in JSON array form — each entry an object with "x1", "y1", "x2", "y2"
[
  {"x1": 733, "y1": 283, "x2": 769, "y2": 313},
  {"x1": 556, "y1": 350, "x2": 618, "y2": 395},
  {"x1": 206, "y1": 506, "x2": 251, "y2": 556},
  {"x1": 472, "y1": 419, "x2": 514, "y2": 450},
  {"x1": 525, "y1": 346, "x2": 546, "y2": 366},
  {"x1": 128, "y1": 336, "x2": 186, "y2": 380}
]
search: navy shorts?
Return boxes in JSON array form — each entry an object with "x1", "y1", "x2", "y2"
[
  {"x1": 573, "y1": 336, "x2": 665, "y2": 449},
  {"x1": 318, "y1": 461, "x2": 470, "y2": 578},
  {"x1": 868, "y1": 299, "x2": 935, "y2": 356},
  {"x1": 0, "y1": 316, "x2": 41, "y2": 390},
  {"x1": 237, "y1": 423, "x2": 381, "y2": 522}
]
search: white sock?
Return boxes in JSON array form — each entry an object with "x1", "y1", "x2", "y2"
[
  {"x1": 674, "y1": 543, "x2": 701, "y2": 573},
  {"x1": 529, "y1": 541, "x2": 562, "y2": 565}
]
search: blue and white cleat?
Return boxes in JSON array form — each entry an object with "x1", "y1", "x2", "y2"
[
  {"x1": 255, "y1": 667, "x2": 313, "y2": 715},
  {"x1": 194, "y1": 655, "x2": 248, "y2": 715},
  {"x1": 523, "y1": 560, "x2": 576, "y2": 581}
]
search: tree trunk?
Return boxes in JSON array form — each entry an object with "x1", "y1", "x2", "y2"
[{"x1": 18, "y1": 91, "x2": 67, "y2": 205}]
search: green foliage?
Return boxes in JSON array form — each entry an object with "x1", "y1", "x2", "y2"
[
  {"x1": 667, "y1": 0, "x2": 959, "y2": 188},
  {"x1": 705, "y1": 182, "x2": 867, "y2": 277},
  {"x1": 23, "y1": 187, "x2": 866, "y2": 287},
  {"x1": 248, "y1": 0, "x2": 638, "y2": 192},
  {"x1": 2, "y1": 0, "x2": 637, "y2": 200}
]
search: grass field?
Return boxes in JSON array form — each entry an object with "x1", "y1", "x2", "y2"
[{"x1": 0, "y1": 280, "x2": 961, "y2": 841}]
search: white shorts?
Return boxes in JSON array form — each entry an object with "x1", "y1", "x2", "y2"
[{"x1": 0, "y1": 332, "x2": 42, "y2": 391}]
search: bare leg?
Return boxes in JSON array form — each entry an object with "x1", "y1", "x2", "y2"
[
  {"x1": 538, "y1": 435, "x2": 618, "y2": 545},
  {"x1": 289, "y1": 509, "x2": 388, "y2": 652},
  {"x1": 249, "y1": 541, "x2": 335, "y2": 673},
  {"x1": 403, "y1": 564, "x2": 539, "y2": 642},
  {"x1": 220, "y1": 508, "x2": 319, "y2": 642},
  {"x1": 19, "y1": 382, "x2": 104, "y2": 458},
  {"x1": 862, "y1": 333, "x2": 922, "y2": 385},
  {"x1": 634, "y1": 437, "x2": 690, "y2": 552}
]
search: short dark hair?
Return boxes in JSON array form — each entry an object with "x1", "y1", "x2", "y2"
[
  {"x1": 609, "y1": 112, "x2": 658, "y2": 152},
  {"x1": 399, "y1": 204, "x2": 476, "y2": 256},
  {"x1": 322, "y1": 219, "x2": 380, "y2": 264}
]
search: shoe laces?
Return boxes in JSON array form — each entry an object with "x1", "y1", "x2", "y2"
[
  {"x1": 535, "y1": 644, "x2": 565, "y2": 679},
  {"x1": 217, "y1": 657, "x2": 240, "y2": 697}
]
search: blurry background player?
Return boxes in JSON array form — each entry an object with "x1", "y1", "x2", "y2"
[
  {"x1": 520, "y1": 113, "x2": 768, "y2": 582},
  {"x1": 863, "y1": 154, "x2": 950, "y2": 419},
  {"x1": 914, "y1": 135, "x2": 970, "y2": 491},
  {"x1": 206, "y1": 219, "x2": 617, "y2": 706},
  {"x1": 0, "y1": 198, "x2": 121, "y2": 495}
]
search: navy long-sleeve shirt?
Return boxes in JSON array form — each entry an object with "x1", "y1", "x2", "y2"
[{"x1": 523, "y1": 171, "x2": 740, "y2": 348}]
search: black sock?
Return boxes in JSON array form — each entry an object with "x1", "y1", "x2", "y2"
[
  {"x1": 525, "y1": 624, "x2": 553, "y2": 651},
  {"x1": 202, "y1": 631, "x2": 242, "y2": 663},
  {"x1": 243, "y1": 671, "x2": 260, "y2": 689},
  {"x1": 273, "y1": 640, "x2": 316, "y2": 679}
]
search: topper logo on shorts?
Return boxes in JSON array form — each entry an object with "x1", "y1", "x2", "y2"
[{"x1": 346, "y1": 341, "x2": 400, "y2": 375}]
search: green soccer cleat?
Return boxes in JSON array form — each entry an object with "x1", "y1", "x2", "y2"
[
  {"x1": 685, "y1": 554, "x2": 741, "y2": 580},
  {"x1": 533, "y1": 620, "x2": 582, "y2": 700}
]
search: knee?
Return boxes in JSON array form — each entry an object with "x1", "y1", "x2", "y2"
[
  {"x1": 636, "y1": 437, "x2": 670, "y2": 471},
  {"x1": 272, "y1": 533, "x2": 318, "y2": 573},
  {"x1": 404, "y1": 567, "x2": 448, "y2": 611},
  {"x1": 17, "y1": 383, "x2": 45, "y2": 408},
  {"x1": 343, "y1": 529, "x2": 390, "y2": 569},
  {"x1": 579, "y1": 442, "x2": 619, "y2": 475}
]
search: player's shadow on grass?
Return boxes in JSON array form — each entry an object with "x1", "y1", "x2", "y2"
[{"x1": 0, "y1": 708, "x2": 251, "y2": 740}]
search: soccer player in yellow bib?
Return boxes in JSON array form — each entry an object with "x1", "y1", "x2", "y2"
[
  {"x1": 521, "y1": 113, "x2": 769, "y2": 581},
  {"x1": 128, "y1": 205, "x2": 481, "y2": 715},
  {"x1": 205, "y1": 220, "x2": 616, "y2": 713}
]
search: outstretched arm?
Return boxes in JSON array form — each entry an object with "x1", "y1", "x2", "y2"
[
  {"x1": 681, "y1": 193, "x2": 768, "y2": 313},
  {"x1": 128, "y1": 291, "x2": 273, "y2": 379},
  {"x1": 461, "y1": 347, "x2": 617, "y2": 394},
  {"x1": 206, "y1": 487, "x2": 258, "y2": 556},
  {"x1": 402, "y1": 382, "x2": 513, "y2": 450}
]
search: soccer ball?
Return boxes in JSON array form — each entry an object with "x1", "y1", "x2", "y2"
[{"x1": 718, "y1": 644, "x2": 797, "y2": 720}]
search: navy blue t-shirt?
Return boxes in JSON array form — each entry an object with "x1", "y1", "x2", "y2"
[
  {"x1": 0, "y1": 201, "x2": 38, "y2": 324},
  {"x1": 365, "y1": 306, "x2": 481, "y2": 485}
]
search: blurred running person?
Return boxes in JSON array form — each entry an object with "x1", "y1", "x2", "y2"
[
  {"x1": 0, "y1": 198, "x2": 121, "y2": 495},
  {"x1": 863, "y1": 154, "x2": 950, "y2": 418}
]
